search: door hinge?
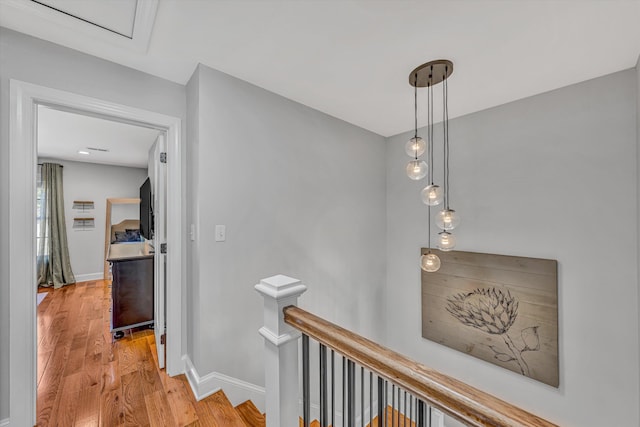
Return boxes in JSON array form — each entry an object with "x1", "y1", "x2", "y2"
[
  {"x1": 160, "y1": 152, "x2": 167, "y2": 163},
  {"x1": 160, "y1": 334, "x2": 166, "y2": 345},
  {"x1": 160, "y1": 243, "x2": 167, "y2": 254}
]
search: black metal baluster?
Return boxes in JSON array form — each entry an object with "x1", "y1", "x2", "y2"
[
  {"x1": 347, "y1": 360, "x2": 355, "y2": 427},
  {"x1": 331, "y1": 350, "x2": 335, "y2": 427},
  {"x1": 369, "y1": 372, "x2": 373, "y2": 427},
  {"x1": 302, "y1": 335, "x2": 310, "y2": 427},
  {"x1": 360, "y1": 367, "x2": 364, "y2": 427},
  {"x1": 409, "y1": 395, "x2": 413, "y2": 427},
  {"x1": 417, "y1": 400, "x2": 424, "y2": 427},
  {"x1": 403, "y1": 390, "x2": 407, "y2": 427},
  {"x1": 343, "y1": 357, "x2": 346, "y2": 426},
  {"x1": 391, "y1": 384, "x2": 395, "y2": 427},
  {"x1": 378, "y1": 377, "x2": 384, "y2": 427},
  {"x1": 397, "y1": 387, "x2": 401, "y2": 427},
  {"x1": 320, "y1": 344, "x2": 327, "y2": 427}
]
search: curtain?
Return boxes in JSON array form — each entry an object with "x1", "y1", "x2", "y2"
[{"x1": 36, "y1": 163, "x2": 75, "y2": 288}]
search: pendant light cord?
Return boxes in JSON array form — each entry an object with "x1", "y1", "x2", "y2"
[
  {"x1": 428, "y1": 204, "x2": 432, "y2": 252},
  {"x1": 413, "y1": 73, "x2": 418, "y2": 160},
  {"x1": 443, "y1": 68, "x2": 450, "y2": 210},
  {"x1": 429, "y1": 75, "x2": 434, "y2": 185},
  {"x1": 427, "y1": 70, "x2": 433, "y2": 253}
]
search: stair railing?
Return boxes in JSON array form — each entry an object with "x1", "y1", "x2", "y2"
[{"x1": 256, "y1": 275, "x2": 558, "y2": 427}]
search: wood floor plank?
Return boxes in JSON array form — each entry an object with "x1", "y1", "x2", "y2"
[
  {"x1": 102, "y1": 327, "x2": 119, "y2": 365},
  {"x1": 192, "y1": 400, "x2": 220, "y2": 427},
  {"x1": 102, "y1": 359, "x2": 122, "y2": 391},
  {"x1": 147, "y1": 334, "x2": 160, "y2": 369},
  {"x1": 74, "y1": 380, "x2": 101, "y2": 426},
  {"x1": 37, "y1": 328, "x2": 74, "y2": 426},
  {"x1": 37, "y1": 349, "x2": 52, "y2": 387},
  {"x1": 65, "y1": 334, "x2": 89, "y2": 377},
  {"x1": 236, "y1": 399, "x2": 266, "y2": 427},
  {"x1": 84, "y1": 318, "x2": 104, "y2": 388},
  {"x1": 163, "y1": 374, "x2": 200, "y2": 426},
  {"x1": 100, "y1": 387, "x2": 125, "y2": 427},
  {"x1": 39, "y1": 325, "x2": 63, "y2": 354},
  {"x1": 121, "y1": 371, "x2": 151, "y2": 426},
  {"x1": 145, "y1": 390, "x2": 178, "y2": 427},
  {"x1": 204, "y1": 390, "x2": 247, "y2": 427},
  {"x1": 50, "y1": 371, "x2": 84, "y2": 427},
  {"x1": 139, "y1": 356, "x2": 164, "y2": 396},
  {"x1": 118, "y1": 334, "x2": 149, "y2": 376}
]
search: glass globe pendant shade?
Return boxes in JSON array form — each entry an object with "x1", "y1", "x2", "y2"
[
  {"x1": 421, "y1": 252, "x2": 441, "y2": 272},
  {"x1": 406, "y1": 160, "x2": 428, "y2": 180},
  {"x1": 405, "y1": 136, "x2": 426, "y2": 158},
  {"x1": 437, "y1": 231, "x2": 456, "y2": 251},
  {"x1": 435, "y1": 209, "x2": 460, "y2": 230},
  {"x1": 421, "y1": 184, "x2": 443, "y2": 206}
]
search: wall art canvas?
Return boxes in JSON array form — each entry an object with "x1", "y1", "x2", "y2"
[{"x1": 421, "y1": 249, "x2": 558, "y2": 387}]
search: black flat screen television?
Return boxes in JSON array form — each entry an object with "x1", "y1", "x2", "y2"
[{"x1": 140, "y1": 177, "x2": 153, "y2": 240}]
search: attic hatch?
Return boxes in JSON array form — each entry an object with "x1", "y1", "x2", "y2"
[{"x1": 31, "y1": 0, "x2": 137, "y2": 38}]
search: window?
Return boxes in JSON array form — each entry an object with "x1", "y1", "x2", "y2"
[{"x1": 36, "y1": 165, "x2": 49, "y2": 257}]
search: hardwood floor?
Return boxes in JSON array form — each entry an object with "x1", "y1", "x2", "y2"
[{"x1": 36, "y1": 280, "x2": 264, "y2": 427}]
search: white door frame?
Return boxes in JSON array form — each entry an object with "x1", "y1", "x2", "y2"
[{"x1": 9, "y1": 79, "x2": 184, "y2": 426}]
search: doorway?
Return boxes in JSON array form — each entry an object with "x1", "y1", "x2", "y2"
[{"x1": 9, "y1": 80, "x2": 183, "y2": 427}]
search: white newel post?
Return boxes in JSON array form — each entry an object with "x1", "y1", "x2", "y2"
[{"x1": 256, "y1": 275, "x2": 307, "y2": 427}]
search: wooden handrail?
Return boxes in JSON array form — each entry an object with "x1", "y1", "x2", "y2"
[{"x1": 284, "y1": 306, "x2": 558, "y2": 427}]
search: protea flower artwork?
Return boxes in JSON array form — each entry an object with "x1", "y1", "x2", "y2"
[{"x1": 446, "y1": 288, "x2": 540, "y2": 377}]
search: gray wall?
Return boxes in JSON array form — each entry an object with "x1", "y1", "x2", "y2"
[
  {"x1": 386, "y1": 69, "x2": 639, "y2": 426},
  {"x1": 186, "y1": 66, "x2": 200, "y2": 364},
  {"x1": 186, "y1": 64, "x2": 387, "y2": 385},
  {"x1": 0, "y1": 27, "x2": 186, "y2": 420},
  {"x1": 38, "y1": 158, "x2": 147, "y2": 279},
  {"x1": 637, "y1": 55, "x2": 640, "y2": 422}
]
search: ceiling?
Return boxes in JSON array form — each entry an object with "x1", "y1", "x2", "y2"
[
  {"x1": 2, "y1": 0, "x2": 640, "y2": 137},
  {"x1": 37, "y1": 105, "x2": 160, "y2": 168}
]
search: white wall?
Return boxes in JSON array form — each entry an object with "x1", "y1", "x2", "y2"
[
  {"x1": 0, "y1": 27, "x2": 186, "y2": 420},
  {"x1": 38, "y1": 158, "x2": 147, "y2": 280},
  {"x1": 386, "y1": 69, "x2": 639, "y2": 426},
  {"x1": 186, "y1": 64, "x2": 387, "y2": 389}
]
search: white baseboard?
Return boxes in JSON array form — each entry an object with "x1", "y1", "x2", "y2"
[
  {"x1": 0, "y1": 417, "x2": 9, "y2": 427},
  {"x1": 75, "y1": 272, "x2": 104, "y2": 283},
  {"x1": 182, "y1": 355, "x2": 266, "y2": 412}
]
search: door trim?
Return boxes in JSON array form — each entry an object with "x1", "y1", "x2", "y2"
[{"x1": 9, "y1": 79, "x2": 184, "y2": 426}]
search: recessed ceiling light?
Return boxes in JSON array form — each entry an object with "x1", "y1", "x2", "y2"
[{"x1": 78, "y1": 150, "x2": 90, "y2": 155}]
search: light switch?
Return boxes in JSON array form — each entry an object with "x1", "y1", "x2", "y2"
[{"x1": 215, "y1": 225, "x2": 226, "y2": 242}]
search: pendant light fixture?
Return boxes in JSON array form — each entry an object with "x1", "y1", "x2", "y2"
[
  {"x1": 407, "y1": 60, "x2": 459, "y2": 271},
  {"x1": 405, "y1": 72, "x2": 428, "y2": 180}
]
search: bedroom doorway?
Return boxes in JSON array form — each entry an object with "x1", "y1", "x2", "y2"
[
  {"x1": 9, "y1": 80, "x2": 183, "y2": 426},
  {"x1": 34, "y1": 105, "x2": 169, "y2": 422}
]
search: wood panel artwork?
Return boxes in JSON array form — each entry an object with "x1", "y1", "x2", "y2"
[{"x1": 421, "y1": 249, "x2": 558, "y2": 387}]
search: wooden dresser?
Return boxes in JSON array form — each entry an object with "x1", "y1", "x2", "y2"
[{"x1": 106, "y1": 242, "x2": 154, "y2": 337}]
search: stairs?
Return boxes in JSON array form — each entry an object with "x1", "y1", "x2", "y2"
[
  {"x1": 204, "y1": 390, "x2": 412, "y2": 427},
  {"x1": 299, "y1": 406, "x2": 415, "y2": 427},
  {"x1": 199, "y1": 390, "x2": 265, "y2": 427}
]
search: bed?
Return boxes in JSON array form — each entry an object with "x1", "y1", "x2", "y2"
[{"x1": 110, "y1": 219, "x2": 143, "y2": 244}]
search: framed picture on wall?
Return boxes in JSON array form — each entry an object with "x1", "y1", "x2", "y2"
[{"x1": 421, "y1": 249, "x2": 559, "y2": 387}]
